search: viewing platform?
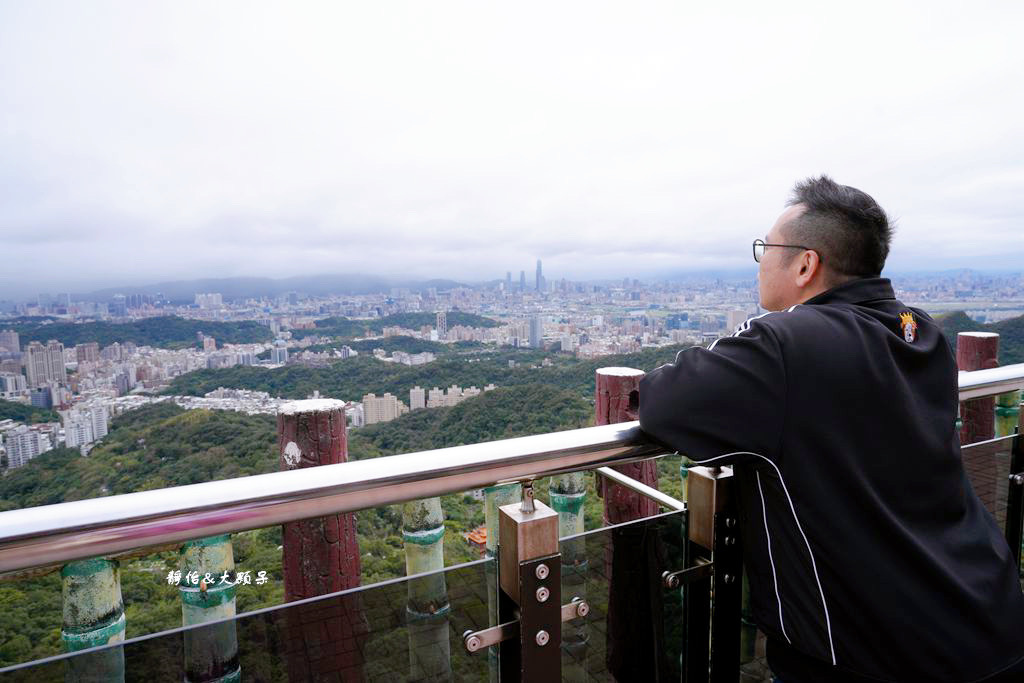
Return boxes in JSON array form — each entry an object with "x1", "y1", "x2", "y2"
[{"x1": 1, "y1": 350, "x2": 1022, "y2": 682}]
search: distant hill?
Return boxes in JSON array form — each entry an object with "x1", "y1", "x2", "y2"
[
  {"x1": 77, "y1": 274, "x2": 471, "y2": 303},
  {"x1": 348, "y1": 384, "x2": 590, "y2": 459},
  {"x1": 296, "y1": 311, "x2": 500, "y2": 340},
  {"x1": 935, "y1": 311, "x2": 1024, "y2": 365},
  {"x1": 165, "y1": 344, "x2": 691, "y2": 402},
  {"x1": 9, "y1": 316, "x2": 272, "y2": 349}
]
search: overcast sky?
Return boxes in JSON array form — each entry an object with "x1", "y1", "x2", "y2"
[{"x1": 1, "y1": 1, "x2": 1023, "y2": 298}]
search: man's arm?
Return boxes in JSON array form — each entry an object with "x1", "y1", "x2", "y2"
[{"x1": 638, "y1": 318, "x2": 788, "y2": 466}]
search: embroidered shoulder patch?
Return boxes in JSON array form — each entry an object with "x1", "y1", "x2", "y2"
[{"x1": 899, "y1": 311, "x2": 917, "y2": 343}]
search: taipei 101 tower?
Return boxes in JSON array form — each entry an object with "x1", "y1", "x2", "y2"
[{"x1": 535, "y1": 259, "x2": 544, "y2": 291}]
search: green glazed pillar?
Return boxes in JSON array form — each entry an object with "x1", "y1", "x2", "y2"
[
  {"x1": 180, "y1": 535, "x2": 240, "y2": 683},
  {"x1": 402, "y1": 497, "x2": 451, "y2": 680},
  {"x1": 61, "y1": 558, "x2": 126, "y2": 682},
  {"x1": 484, "y1": 482, "x2": 521, "y2": 680},
  {"x1": 550, "y1": 473, "x2": 588, "y2": 680},
  {"x1": 995, "y1": 391, "x2": 1021, "y2": 438}
]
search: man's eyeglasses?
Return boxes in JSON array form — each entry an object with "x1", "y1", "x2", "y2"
[{"x1": 752, "y1": 239, "x2": 823, "y2": 264}]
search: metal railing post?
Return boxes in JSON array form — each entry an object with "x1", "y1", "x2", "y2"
[
  {"x1": 498, "y1": 483, "x2": 562, "y2": 681},
  {"x1": 549, "y1": 471, "x2": 587, "y2": 681},
  {"x1": 686, "y1": 465, "x2": 742, "y2": 683}
]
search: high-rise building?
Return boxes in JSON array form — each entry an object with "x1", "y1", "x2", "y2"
[
  {"x1": 203, "y1": 337, "x2": 217, "y2": 352},
  {"x1": 63, "y1": 407, "x2": 109, "y2": 449},
  {"x1": 110, "y1": 294, "x2": 127, "y2": 317},
  {"x1": 101, "y1": 343, "x2": 122, "y2": 362},
  {"x1": 30, "y1": 386, "x2": 52, "y2": 409},
  {"x1": 0, "y1": 372, "x2": 26, "y2": 396},
  {"x1": 362, "y1": 393, "x2": 408, "y2": 425},
  {"x1": 195, "y1": 293, "x2": 224, "y2": 309},
  {"x1": 529, "y1": 315, "x2": 544, "y2": 349},
  {"x1": 24, "y1": 340, "x2": 66, "y2": 387},
  {"x1": 536, "y1": 259, "x2": 543, "y2": 291},
  {"x1": 76, "y1": 342, "x2": 100, "y2": 363},
  {"x1": 0, "y1": 330, "x2": 19, "y2": 353},
  {"x1": 271, "y1": 340, "x2": 289, "y2": 364},
  {"x1": 436, "y1": 311, "x2": 447, "y2": 340},
  {"x1": 4, "y1": 425, "x2": 52, "y2": 469},
  {"x1": 409, "y1": 386, "x2": 426, "y2": 410},
  {"x1": 519, "y1": 271, "x2": 526, "y2": 292},
  {"x1": 727, "y1": 310, "x2": 749, "y2": 332},
  {"x1": 505, "y1": 272, "x2": 512, "y2": 292},
  {"x1": 427, "y1": 387, "x2": 445, "y2": 408}
]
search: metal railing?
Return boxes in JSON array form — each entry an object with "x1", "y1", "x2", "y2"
[{"x1": 1, "y1": 362, "x2": 1022, "y2": 576}]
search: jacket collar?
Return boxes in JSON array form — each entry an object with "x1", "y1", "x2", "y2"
[{"x1": 802, "y1": 277, "x2": 895, "y2": 306}]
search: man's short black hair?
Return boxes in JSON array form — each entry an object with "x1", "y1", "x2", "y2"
[{"x1": 784, "y1": 175, "x2": 893, "y2": 282}]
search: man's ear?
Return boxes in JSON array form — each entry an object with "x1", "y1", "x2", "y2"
[{"x1": 795, "y1": 251, "x2": 821, "y2": 287}]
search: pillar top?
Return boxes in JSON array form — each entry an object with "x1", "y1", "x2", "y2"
[
  {"x1": 596, "y1": 366, "x2": 645, "y2": 377},
  {"x1": 958, "y1": 332, "x2": 999, "y2": 338},
  {"x1": 278, "y1": 398, "x2": 346, "y2": 415}
]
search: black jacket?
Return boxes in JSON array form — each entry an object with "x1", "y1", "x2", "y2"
[{"x1": 638, "y1": 278, "x2": 1024, "y2": 682}]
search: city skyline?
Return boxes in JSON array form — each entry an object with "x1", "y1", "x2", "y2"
[{"x1": 3, "y1": 3, "x2": 1024, "y2": 297}]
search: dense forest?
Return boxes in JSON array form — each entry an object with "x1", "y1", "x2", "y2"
[
  {"x1": 1, "y1": 382, "x2": 683, "y2": 668},
  {"x1": 8, "y1": 316, "x2": 273, "y2": 350},
  {"x1": 0, "y1": 399, "x2": 60, "y2": 425},
  {"x1": 166, "y1": 344, "x2": 689, "y2": 402},
  {"x1": 292, "y1": 311, "x2": 500, "y2": 340},
  {"x1": 936, "y1": 311, "x2": 1024, "y2": 364}
]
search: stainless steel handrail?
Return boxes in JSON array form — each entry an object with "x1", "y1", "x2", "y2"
[
  {"x1": 957, "y1": 363, "x2": 1024, "y2": 401},
  {"x1": 1, "y1": 364, "x2": 1021, "y2": 575},
  {"x1": 0, "y1": 422, "x2": 666, "y2": 573}
]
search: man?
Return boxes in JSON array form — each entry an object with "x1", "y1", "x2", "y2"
[{"x1": 638, "y1": 176, "x2": 1024, "y2": 682}]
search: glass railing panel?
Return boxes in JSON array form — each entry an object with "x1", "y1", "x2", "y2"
[
  {"x1": 0, "y1": 557, "x2": 493, "y2": 682},
  {"x1": 555, "y1": 508, "x2": 688, "y2": 681},
  {"x1": 961, "y1": 434, "x2": 1016, "y2": 533}
]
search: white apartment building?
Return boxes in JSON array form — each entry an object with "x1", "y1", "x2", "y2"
[
  {"x1": 409, "y1": 386, "x2": 426, "y2": 410},
  {"x1": 25, "y1": 340, "x2": 66, "y2": 387},
  {"x1": 63, "y1": 407, "x2": 109, "y2": 449},
  {"x1": 0, "y1": 372, "x2": 27, "y2": 397},
  {"x1": 4, "y1": 425, "x2": 52, "y2": 469},
  {"x1": 427, "y1": 387, "x2": 445, "y2": 408},
  {"x1": 362, "y1": 393, "x2": 409, "y2": 425}
]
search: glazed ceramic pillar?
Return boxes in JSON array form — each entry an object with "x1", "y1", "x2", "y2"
[
  {"x1": 179, "y1": 535, "x2": 240, "y2": 683},
  {"x1": 61, "y1": 558, "x2": 125, "y2": 682},
  {"x1": 402, "y1": 497, "x2": 451, "y2": 680}
]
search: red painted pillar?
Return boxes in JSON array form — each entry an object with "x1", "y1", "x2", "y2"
[
  {"x1": 277, "y1": 399, "x2": 366, "y2": 681},
  {"x1": 957, "y1": 332, "x2": 1000, "y2": 523},
  {"x1": 957, "y1": 332, "x2": 999, "y2": 445},
  {"x1": 596, "y1": 367, "x2": 659, "y2": 523},
  {"x1": 278, "y1": 399, "x2": 360, "y2": 596},
  {"x1": 597, "y1": 367, "x2": 665, "y2": 680}
]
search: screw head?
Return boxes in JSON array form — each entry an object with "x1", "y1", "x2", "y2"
[
  {"x1": 465, "y1": 634, "x2": 482, "y2": 652},
  {"x1": 535, "y1": 630, "x2": 550, "y2": 646},
  {"x1": 1011, "y1": 474, "x2": 1024, "y2": 486},
  {"x1": 536, "y1": 586, "x2": 550, "y2": 603},
  {"x1": 724, "y1": 536, "x2": 735, "y2": 546},
  {"x1": 723, "y1": 574, "x2": 735, "y2": 584},
  {"x1": 535, "y1": 563, "x2": 549, "y2": 580},
  {"x1": 575, "y1": 600, "x2": 590, "y2": 617}
]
